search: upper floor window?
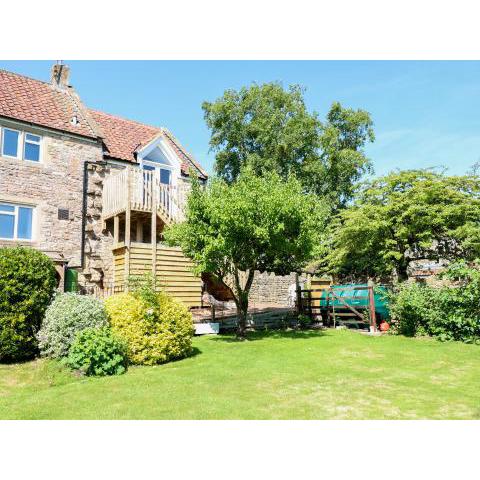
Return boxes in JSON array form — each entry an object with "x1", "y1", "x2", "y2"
[
  {"x1": 143, "y1": 147, "x2": 173, "y2": 185},
  {"x1": 2, "y1": 128, "x2": 20, "y2": 158},
  {"x1": 0, "y1": 203, "x2": 34, "y2": 241},
  {"x1": 142, "y1": 163, "x2": 172, "y2": 185},
  {"x1": 24, "y1": 133, "x2": 41, "y2": 161},
  {"x1": 1, "y1": 126, "x2": 42, "y2": 162}
]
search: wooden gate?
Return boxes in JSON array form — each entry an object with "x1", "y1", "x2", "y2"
[{"x1": 297, "y1": 285, "x2": 377, "y2": 331}]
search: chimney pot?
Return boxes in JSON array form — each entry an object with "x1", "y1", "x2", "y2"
[{"x1": 51, "y1": 63, "x2": 70, "y2": 89}]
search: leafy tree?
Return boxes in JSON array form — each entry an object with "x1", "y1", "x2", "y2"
[
  {"x1": 165, "y1": 168, "x2": 325, "y2": 338},
  {"x1": 203, "y1": 83, "x2": 320, "y2": 182},
  {"x1": 303, "y1": 101, "x2": 375, "y2": 207},
  {"x1": 203, "y1": 83, "x2": 374, "y2": 208},
  {"x1": 319, "y1": 170, "x2": 480, "y2": 280}
]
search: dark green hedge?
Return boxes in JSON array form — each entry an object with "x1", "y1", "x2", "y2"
[
  {"x1": 389, "y1": 262, "x2": 480, "y2": 343},
  {"x1": 0, "y1": 247, "x2": 57, "y2": 361}
]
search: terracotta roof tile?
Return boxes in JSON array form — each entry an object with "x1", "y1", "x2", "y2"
[
  {"x1": 162, "y1": 129, "x2": 208, "y2": 179},
  {"x1": 0, "y1": 69, "x2": 98, "y2": 138},
  {"x1": 0, "y1": 67, "x2": 207, "y2": 178},
  {"x1": 89, "y1": 109, "x2": 207, "y2": 179}
]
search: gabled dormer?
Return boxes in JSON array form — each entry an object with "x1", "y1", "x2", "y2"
[
  {"x1": 88, "y1": 109, "x2": 208, "y2": 182},
  {"x1": 136, "y1": 134, "x2": 182, "y2": 187}
]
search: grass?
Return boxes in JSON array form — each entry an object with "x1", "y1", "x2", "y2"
[{"x1": 0, "y1": 329, "x2": 479, "y2": 419}]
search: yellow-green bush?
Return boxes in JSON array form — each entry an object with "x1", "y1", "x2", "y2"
[{"x1": 104, "y1": 291, "x2": 194, "y2": 366}]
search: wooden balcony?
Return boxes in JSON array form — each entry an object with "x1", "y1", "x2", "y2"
[
  {"x1": 103, "y1": 167, "x2": 188, "y2": 224},
  {"x1": 103, "y1": 168, "x2": 201, "y2": 308}
]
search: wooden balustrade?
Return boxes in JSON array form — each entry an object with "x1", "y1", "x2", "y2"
[{"x1": 102, "y1": 167, "x2": 187, "y2": 222}]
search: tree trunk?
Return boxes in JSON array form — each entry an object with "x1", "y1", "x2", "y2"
[
  {"x1": 233, "y1": 269, "x2": 255, "y2": 339},
  {"x1": 236, "y1": 295, "x2": 249, "y2": 339}
]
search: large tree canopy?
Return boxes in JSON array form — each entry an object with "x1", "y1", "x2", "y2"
[
  {"x1": 202, "y1": 82, "x2": 374, "y2": 208},
  {"x1": 165, "y1": 168, "x2": 326, "y2": 337},
  {"x1": 303, "y1": 101, "x2": 375, "y2": 208},
  {"x1": 317, "y1": 170, "x2": 480, "y2": 281},
  {"x1": 203, "y1": 83, "x2": 320, "y2": 182}
]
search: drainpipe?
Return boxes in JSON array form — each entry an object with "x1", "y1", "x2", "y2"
[{"x1": 81, "y1": 160, "x2": 95, "y2": 270}]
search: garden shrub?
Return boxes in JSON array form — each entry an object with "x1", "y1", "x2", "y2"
[
  {"x1": 105, "y1": 287, "x2": 194, "y2": 366},
  {"x1": 0, "y1": 247, "x2": 57, "y2": 361},
  {"x1": 156, "y1": 291, "x2": 195, "y2": 360},
  {"x1": 297, "y1": 314, "x2": 312, "y2": 329},
  {"x1": 65, "y1": 327, "x2": 128, "y2": 376},
  {"x1": 431, "y1": 263, "x2": 480, "y2": 342},
  {"x1": 388, "y1": 282, "x2": 436, "y2": 337},
  {"x1": 389, "y1": 262, "x2": 480, "y2": 343},
  {"x1": 37, "y1": 293, "x2": 108, "y2": 358},
  {"x1": 0, "y1": 313, "x2": 36, "y2": 362}
]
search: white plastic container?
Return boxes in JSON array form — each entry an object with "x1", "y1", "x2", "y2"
[{"x1": 194, "y1": 322, "x2": 220, "y2": 335}]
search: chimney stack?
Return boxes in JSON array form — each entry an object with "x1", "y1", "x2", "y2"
[{"x1": 51, "y1": 62, "x2": 70, "y2": 89}]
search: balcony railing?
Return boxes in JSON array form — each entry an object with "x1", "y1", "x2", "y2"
[{"x1": 102, "y1": 167, "x2": 188, "y2": 223}]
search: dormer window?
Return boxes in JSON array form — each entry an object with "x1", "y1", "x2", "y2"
[
  {"x1": 142, "y1": 146, "x2": 174, "y2": 185},
  {"x1": 137, "y1": 135, "x2": 183, "y2": 188},
  {"x1": 0, "y1": 126, "x2": 42, "y2": 162},
  {"x1": 142, "y1": 162, "x2": 172, "y2": 185}
]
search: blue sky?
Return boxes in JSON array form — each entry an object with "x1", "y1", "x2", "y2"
[{"x1": 1, "y1": 60, "x2": 480, "y2": 176}]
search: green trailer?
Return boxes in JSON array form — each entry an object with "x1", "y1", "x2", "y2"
[
  {"x1": 297, "y1": 283, "x2": 390, "y2": 330},
  {"x1": 318, "y1": 284, "x2": 390, "y2": 321}
]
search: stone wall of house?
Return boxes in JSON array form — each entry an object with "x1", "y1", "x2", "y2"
[
  {"x1": 81, "y1": 162, "x2": 118, "y2": 290},
  {"x1": 0, "y1": 125, "x2": 201, "y2": 293},
  {"x1": 0, "y1": 126, "x2": 103, "y2": 275},
  {"x1": 249, "y1": 271, "x2": 308, "y2": 306}
]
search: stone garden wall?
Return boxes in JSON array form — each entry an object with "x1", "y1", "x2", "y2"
[{"x1": 249, "y1": 271, "x2": 307, "y2": 306}]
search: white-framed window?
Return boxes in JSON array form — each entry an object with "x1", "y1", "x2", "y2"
[
  {"x1": 142, "y1": 161, "x2": 172, "y2": 185},
  {"x1": 141, "y1": 146, "x2": 176, "y2": 185},
  {"x1": 0, "y1": 125, "x2": 42, "y2": 162},
  {"x1": 0, "y1": 203, "x2": 34, "y2": 241},
  {"x1": 24, "y1": 133, "x2": 42, "y2": 162},
  {"x1": 1, "y1": 127, "x2": 21, "y2": 158}
]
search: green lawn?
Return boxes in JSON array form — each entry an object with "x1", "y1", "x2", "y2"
[{"x1": 0, "y1": 329, "x2": 479, "y2": 419}]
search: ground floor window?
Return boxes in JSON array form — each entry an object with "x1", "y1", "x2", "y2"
[{"x1": 0, "y1": 203, "x2": 34, "y2": 240}]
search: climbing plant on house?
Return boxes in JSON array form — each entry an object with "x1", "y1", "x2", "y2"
[{"x1": 165, "y1": 168, "x2": 326, "y2": 338}]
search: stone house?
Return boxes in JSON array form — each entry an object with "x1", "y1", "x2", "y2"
[{"x1": 0, "y1": 64, "x2": 207, "y2": 304}]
